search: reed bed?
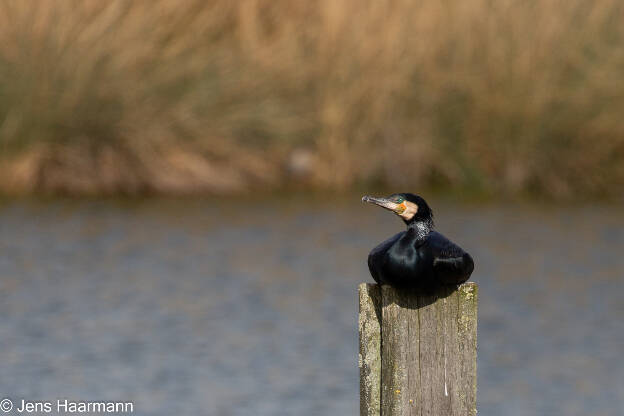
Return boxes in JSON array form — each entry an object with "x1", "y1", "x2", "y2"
[{"x1": 0, "y1": 0, "x2": 623, "y2": 197}]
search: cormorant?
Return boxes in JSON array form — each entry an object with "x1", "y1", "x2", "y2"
[{"x1": 362, "y1": 193, "x2": 474, "y2": 291}]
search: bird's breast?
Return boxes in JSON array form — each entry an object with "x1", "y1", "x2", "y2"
[{"x1": 383, "y1": 240, "x2": 434, "y2": 284}]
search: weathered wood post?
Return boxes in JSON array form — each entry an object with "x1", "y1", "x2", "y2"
[{"x1": 359, "y1": 283, "x2": 478, "y2": 416}]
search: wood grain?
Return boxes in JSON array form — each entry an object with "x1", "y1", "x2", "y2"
[
  {"x1": 359, "y1": 283, "x2": 382, "y2": 416},
  {"x1": 358, "y1": 283, "x2": 478, "y2": 416}
]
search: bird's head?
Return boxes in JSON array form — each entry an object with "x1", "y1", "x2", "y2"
[{"x1": 362, "y1": 193, "x2": 433, "y2": 228}]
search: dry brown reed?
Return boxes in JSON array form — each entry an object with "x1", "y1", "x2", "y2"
[{"x1": 0, "y1": 0, "x2": 623, "y2": 197}]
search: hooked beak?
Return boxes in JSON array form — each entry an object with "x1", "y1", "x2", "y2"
[{"x1": 362, "y1": 195, "x2": 401, "y2": 212}]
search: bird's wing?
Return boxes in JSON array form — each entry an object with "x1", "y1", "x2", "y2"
[
  {"x1": 428, "y1": 231, "x2": 474, "y2": 285},
  {"x1": 368, "y1": 231, "x2": 404, "y2": 284}
]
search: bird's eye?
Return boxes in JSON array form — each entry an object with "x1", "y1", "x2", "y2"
[{"x1": 396, "y1": 197, "x2": 404, "y2": 203}]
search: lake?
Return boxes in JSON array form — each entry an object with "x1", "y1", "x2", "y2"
[{"x1": 0, "y1": 197, "x2": 622, "y2": 415}]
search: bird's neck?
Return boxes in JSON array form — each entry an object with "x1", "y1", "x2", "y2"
[{"x1": 407, "y1": 220, "x2": 432, "y2": 241}]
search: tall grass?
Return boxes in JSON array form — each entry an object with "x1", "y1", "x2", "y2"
[{"x1": 0, "y1": 0, "x2": 623, "y2": 196}]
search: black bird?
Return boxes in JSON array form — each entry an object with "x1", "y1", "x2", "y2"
[{"x1": 362, "y1": 193, "x2": 474, "y2": 291}]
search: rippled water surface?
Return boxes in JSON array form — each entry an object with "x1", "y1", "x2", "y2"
[{"x1": 0, "y1": 198, "x2": 622, "y2": 415}]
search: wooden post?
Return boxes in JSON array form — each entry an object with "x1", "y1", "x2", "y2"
[{"x1": 359, "y1": 283, "x2": 478, "y2": 416}]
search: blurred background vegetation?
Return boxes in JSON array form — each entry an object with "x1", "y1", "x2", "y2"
[{"x1": 1, "y1": 0, "x2": 623, "y2": 198}]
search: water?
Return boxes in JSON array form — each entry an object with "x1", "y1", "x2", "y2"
[{"x1": 0, "y1": 198, "x2": 622, "y2": 415}]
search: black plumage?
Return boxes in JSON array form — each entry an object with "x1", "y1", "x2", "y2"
[{"x1": 363, "y1": 193, "x2": 474, "y2": 291}]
